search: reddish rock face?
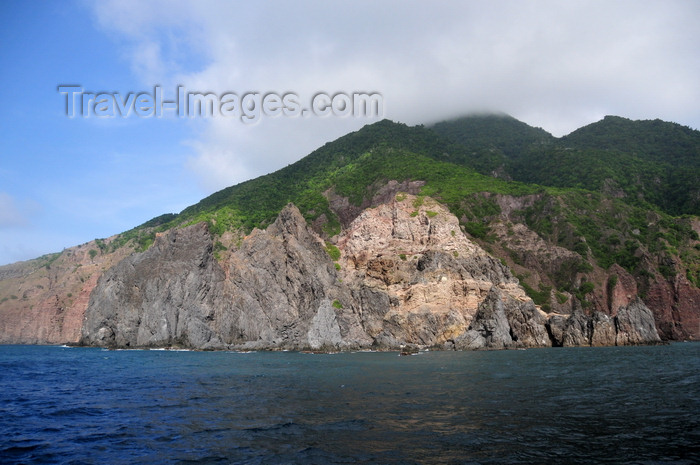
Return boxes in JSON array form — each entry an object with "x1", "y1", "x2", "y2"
[
  {"x1": 645, "y1": 275, "x2": 700, "y2": 341},
  {"x1": 0, "y1": 286, "x2": 90, "y2": 345},
  {"x1": 335, "y1": 194, "x2": 529, "y2": 347},
  {"x1": 0, "y1": 238, "x2": 134, "y2": 344},
  {"x1": 606, "y1": 264, "x2": 638, "y2": 314},
  {"x1": 672, "y1": 278, "x2": 700, "y2": 340},
  {"x1": 0, "y1": 191, "x2": 692, "y2": 349}
]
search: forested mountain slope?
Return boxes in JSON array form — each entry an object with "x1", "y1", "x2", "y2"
[{"x1": 1, "y1": 115, "x2": 698, "y2": 347}]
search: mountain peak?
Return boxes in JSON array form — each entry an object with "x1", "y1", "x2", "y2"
[{"x1": 431, "y1": 113, "x2": 554, "y2": 158}]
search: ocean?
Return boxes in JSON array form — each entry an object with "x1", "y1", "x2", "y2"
[{"x1": 1, "y1": 343, "x2": 698, "y2": 464}]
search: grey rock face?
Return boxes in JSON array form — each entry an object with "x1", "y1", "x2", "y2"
[
  {"x1": 545, "y1": 297, "x2": 661, "y2": 348},
  {"x1": 82, "y1": 201, "x2": 542, "y2": 351},
  {"x1": 81, "y1": 222, "x2": 228, "y2": 348},
  {"x1": 562, "y1": 308, "x2": 593, "y2": 347},
  {"x1": 456, "y1": 287, "x2": 514, "y2": 349},
  {"x1": 454, "y1": 286, "x2": 550, "y2": 350},
  {"x1": 615, "y1": 297, "x2": 662, "y2": 345},
  {"x1": 307, "y1": 300, "x2": 343, "y2": 349},
  {"x1": 222, "y1": 205, "x2": 370, "y2": 350},
  {"x1": 590, "y1": 312, "x2": 616, "y2": 347},
  {"x1": 546, "y1": 314, "x2": 567, "y2": 347},
  {"x1": 506, "y1": 297, "x2": 550, "y2": 347},
  {"x1": 81, "y1": 200, "x2": 662, "y2": 351},
  {"x1": 82, "y1": 205, "x2": 371, "y2": 350}
]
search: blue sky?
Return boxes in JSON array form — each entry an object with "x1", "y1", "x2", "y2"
[
  {"x1": 1, "y1": 1, "x2": 201, "y2": 264},
  {"x1": 1, "y1": 0, "x2": 698, "y2": 265}
]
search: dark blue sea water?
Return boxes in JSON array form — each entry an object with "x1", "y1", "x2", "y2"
[{"x1": 0, "y1": 344, "x2": 698, "y2": 465}]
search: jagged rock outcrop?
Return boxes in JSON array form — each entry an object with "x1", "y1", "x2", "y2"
[
  {"x1": 221, "y1": 205, "x2": 370, "y2": 350},
  {"x1": 336, "y1": 194, "x2": 532, "y2": 348},
  {"x1": 561, "y1": 308, "x2": 593, "y2": 347},
  {"x1": 80, "y1": 196, "x2": 666, "y2": 351},
  {"x1": 545, "y1": 298, "x2": 661, "y2": 347},
  {"x1": 2, "y1": 116, "x2": 698, "y2": 349},
  {"x1": 81, "y1": 222, "x2": 230, "y2": 348},
  {"x1": 615, "y1": 297, "x2": 662, "y2": 345},
  {"x1": 81, "y1": 196, "x2": 552, "y2": 350},
  {"x1": 82, "y1": 207, "x2": 371, "y2": 350},
  {"x1": 453, "y1": 286, "x2": 550, "y2": 349},
  {"x1": 590, "y1": 312, "x2": 617, "y2": 346},
  {"x1": 506, "y1": 292, "x2": 551, "y2": 347},
  {"x1": 5, "y1": 192, "x2": 666, "y2": 351}
]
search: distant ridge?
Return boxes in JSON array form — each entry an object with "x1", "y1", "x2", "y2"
[{"x1": 432, "y1": 113, "x2": 700, "y2": 216}]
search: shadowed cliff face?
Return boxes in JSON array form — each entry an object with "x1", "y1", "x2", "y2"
[
  {"x1": 221, "y1": 206, "x2": 371, "y2": 350},
  {"x1": 82, "y1": 198, "x2": 531, "y2": 349},
  {"x1": 80, "y1": 196, "x2": 664, "y2": 350},
  {"x1": 81, "y1": 208, "x2": 371, "y2": 350},
  {"x1": 81, "y1": 223, "x2": 229, "y2": 348}
]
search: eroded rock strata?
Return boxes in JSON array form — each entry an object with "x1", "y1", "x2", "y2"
[
  {"x1": 0, "y1": 240, "x2": 133, "y2": 345},
  {"x1": 80, "y1": 196, "x2": 664, "y2": 350}
]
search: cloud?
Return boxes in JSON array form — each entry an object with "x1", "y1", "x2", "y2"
[
  {"x1": 89, "y1": 0, "x2": 700, "y2": 192},
  {"x1": 0, "y1": 192, "x2": 31, "y2": 229},
  {"x1": 182, "y1": 115, "x2": 370, "y2": 192}
]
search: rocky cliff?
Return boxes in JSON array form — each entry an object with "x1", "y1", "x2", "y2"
[
  {"x1": 335, "y1": 194, "x2": 529, "y2": 348},
  {"x1": 4, "y1": 116, "x2": 698, "y2": 349},
  {"x1": 0, "y1": 239, "x2": 133, "y2": 344},
  {"x1": 81, "y1": 207, "x2": 370, "y2": 350},
  {"x1": 469, "y1": 193, "x2": 699, "y2": 341},
  {"x1": 78, "y1": 195, "x2": 663, "y2": 350}
]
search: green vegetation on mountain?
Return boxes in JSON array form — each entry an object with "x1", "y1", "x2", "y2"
[
  {"x1": 102, "y1": 115, "x2": 699, "y2": 305},
  {"x1": 562, "y1": 115, "x2": 699, "y2": 167},
  {"x1": 431, "y1": 112, "x2": 553, "y2": 157},
  {"x1": 519, "y1": 190, "x2": 699, "y2": 287},
  {"x1": 163, "y1": 120, "x2": 539, "y2": 236},
  {"x1": 432, "y1": 114, "x2": 700, "y2": 216},
  {"x1": 177, "y1": 120, "x2": 445, "y2": 234}
]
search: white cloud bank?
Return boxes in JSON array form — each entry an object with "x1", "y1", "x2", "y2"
[{"x1": 89, "y1": 0, "x2": 700, "y2": 193}]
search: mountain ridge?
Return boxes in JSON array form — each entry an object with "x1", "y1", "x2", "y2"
[
  {"x1": 1, "y1": 113, "x2": 698, "y2": 347},
  {"x1": 432, "y1": 113, "x2": 700, "y2": 215}
]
